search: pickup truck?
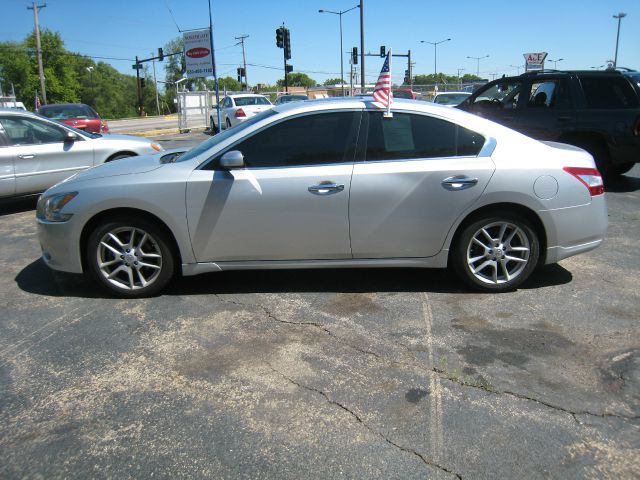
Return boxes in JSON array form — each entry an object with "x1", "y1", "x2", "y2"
[{"x1": 458, "y1": 70, "x2": 640, "y2": 176}]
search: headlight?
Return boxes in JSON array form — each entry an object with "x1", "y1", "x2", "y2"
[
  {"x1": 151, "y1": 142, "x2": 162, "y2": 151},
  {"x1": 36, "y1": 192, "x2": 78, "y2": 222}
]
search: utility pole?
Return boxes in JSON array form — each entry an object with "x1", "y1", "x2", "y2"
[
  {"x1": 457, "y1": 68, "x2": 464, "y2": 88},
  {"x1": 135, "y1": 56, "x2": 142, "y2": 116},
  {"x1": 151, "y1": 57, "x2": 160, "y2": 115},
  {"x1": 408, "y1": 50, "x2": 413, "y2": 89},
  {"x1": 235, "y1": 34, "x2": 249, "y2": 89},
  {"x1": 359, "y1": 0, "x2": 365, "y2": 91},
  {"x1": 28, "y1": 2, "x2": 47, "y2": 105}
]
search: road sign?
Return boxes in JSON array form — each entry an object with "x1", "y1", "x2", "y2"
[
  {"x1": 132, "y1": 64, "x2": 142, "y2": 70},
  {"x1": 184, "y1": 29, "x2": 214, "y2": 78}
]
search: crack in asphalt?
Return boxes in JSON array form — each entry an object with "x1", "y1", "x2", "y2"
[
  {"x1": 267, "y1": 364, "x2": 462, "y2": 479},
  {"x1": 213, "y1": 295, "x2": 639, "y2": 424}
]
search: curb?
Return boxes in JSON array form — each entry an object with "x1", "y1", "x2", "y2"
[{"x1": 121, "y1": 127, "x2": 209, "y2": 138}]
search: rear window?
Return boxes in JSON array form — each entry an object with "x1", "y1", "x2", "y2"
[
  {"x1": 580, "y1": 76, "x2": 640, "y2": 109},
  {"x1": 234, "y1": 97, "x2": 271, "y2": 107},
  {"x1": 39, "y1": 104, "x2": 97, "y2": 119}
]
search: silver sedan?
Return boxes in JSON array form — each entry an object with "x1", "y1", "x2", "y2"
[
  {"x1": 36, "y1": 98, "x2": 607, "y2": 297},
  {"x1": 0, "y1": 109, "x2": 163, "y2": 198}
]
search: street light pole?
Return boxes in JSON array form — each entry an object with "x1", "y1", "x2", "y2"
[
  {"x1": 235, "y1": 35, "x2": 249, "y2": 90},
  {"x1": 27, "y1": 1, "x2": 47, "y2": 105},
  {"x1": 547, "y1": 58, "x2": 563, "y2": 69},
  {"x1": 467, "y1": 54, "x2": 489, "y2": 77},
  {"x1": 420, "y1": 38, "x2": 451, "y2": 82},
  {"x1": 319, "y1": 5, "x2": 359, "y2": 96},
  {"x1": 613, "y1": 12, "x2": 627, "y2": 67}
]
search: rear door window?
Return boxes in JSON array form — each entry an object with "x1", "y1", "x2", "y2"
[
  {"x1": 527, "y1": 79, "x2": 572, "y2": 109},
  {"x1": 580, "y1": 76, "x2": 640, "y2": 108},
  {"x1": 365, "y1": 112, "x2": 485, "y2": 161}
]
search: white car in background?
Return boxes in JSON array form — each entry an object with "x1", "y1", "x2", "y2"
[
  {"x1": 212, "y1": 94, "x2": 272, "y2": 130},
  {"x1": 433, "y1": 92, "x2": 472, "y2": 107}
]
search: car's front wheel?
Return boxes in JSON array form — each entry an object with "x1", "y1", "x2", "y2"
[
  {"x1": 452, "y1": 214, "x2": 540, "y2": 292},
  {"x1": 86, "y1": 217, "x2": 175, "y2": 298}
]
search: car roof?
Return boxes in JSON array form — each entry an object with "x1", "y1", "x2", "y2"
[
  {"x1": 38, "y1": 103, "x2": 90, "y2": 108},
  {"x1": 227, "y1": 94, "x2": 268, "y2": 98},
  {"x1": 0, "y1": 107, "x2": 38, "y2": 116},
  {"x1": 435, "y1": 91, "x2": 471, "y2": 95}
]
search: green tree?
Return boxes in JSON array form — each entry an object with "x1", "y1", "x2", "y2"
[
  {"x1": 276, "y1": 72, "x2": 316, "y2": 88},
  {"x1": 323, "y1": 77, "x2": 343, "y2": 86}
]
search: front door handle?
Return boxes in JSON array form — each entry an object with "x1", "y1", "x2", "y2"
[
  {"x1": 308, "y1": 182, "x2": 345, "y2": 195},
  {"x1": 442, "y1": 176, "x2": 479, "y2": 191},
  {"x1": 18, "y1": 154, "x2": 36, "y2": 159}
]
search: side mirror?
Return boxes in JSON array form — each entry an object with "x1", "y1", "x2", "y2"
[
  {"x1": 219, "y1": 150, "x2": 245, "y2": 169},
  {"x1": 65, "y1": 131, "x2": 78, "y2": 142}
]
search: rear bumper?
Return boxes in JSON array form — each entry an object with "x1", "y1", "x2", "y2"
[{"x1": 541, "y1": 194, "x2": 608, "y2": 264}]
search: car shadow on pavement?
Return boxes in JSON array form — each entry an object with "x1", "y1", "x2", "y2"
[
  {"x1": 16, "y1": 258, "x2": 573, "y2": 298},
  {"x1": 604, "y1": 173, "x2": 640, "y2": 193},
  {"x1": 0, "y1": 196, "x2": 38, "y2": 217}
]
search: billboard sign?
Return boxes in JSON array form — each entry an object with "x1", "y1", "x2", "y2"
[
  {"x1": 523, "y1": 52, "x2": 548, "y2": 71},
  {"x1": 184, "y1": 29, "x2": 214, "y2": 78}
]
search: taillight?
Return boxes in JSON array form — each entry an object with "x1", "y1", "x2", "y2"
[
  {"x1": 235, "y1": 108, "x2": 246, "y2": 118},
  {"x1": 563, "y1": 167, "x2": 604, "y2": 196}
]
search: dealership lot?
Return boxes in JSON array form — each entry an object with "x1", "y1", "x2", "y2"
[{"x1": 0, "y1": 135, "x2": 638, "y2": 478}]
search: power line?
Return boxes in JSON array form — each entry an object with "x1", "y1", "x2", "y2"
[{"x1": 164, "y1": 0, "x2": 182, "y2": 32}]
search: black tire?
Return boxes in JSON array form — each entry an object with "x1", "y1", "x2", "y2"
[
  {"x1": 572, "y1": 139, "x2": 612, "y2": 177},
  {"x1": 610, "y1": 162, "x2": 635, "y2": 176},
  {"x1": 86, "y1": 216, "x2": 176, "y2": 298},
  {"x1": 451, "y1": 214, "x2": 540, "y2": 292}
]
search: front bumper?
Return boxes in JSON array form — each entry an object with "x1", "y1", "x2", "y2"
[{"x1": 37, "y1": 218, "x2": 84, "y2": 274}]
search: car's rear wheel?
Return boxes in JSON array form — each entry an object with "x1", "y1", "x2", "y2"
[
  {"x1": 452, "y1": 214, "x2": 539, "y2": 292},
  {"x1": 86, "y1": 217, "x2": 175, "y2": 298}
]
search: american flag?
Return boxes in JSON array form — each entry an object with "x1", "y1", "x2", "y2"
[{"x1": 372, "y1": 49, "x2": 392, "y2": 109}]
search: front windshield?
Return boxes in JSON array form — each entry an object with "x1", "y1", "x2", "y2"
[
  {"x1": 177, "y1": 108, "x2": 277, "y2": 162},
  {"x1": 434, "y1": 93, "x2": 470, "y2": 105},
  {"x1": 234, "y1": 96, "x2": 271, "y2": 106}
]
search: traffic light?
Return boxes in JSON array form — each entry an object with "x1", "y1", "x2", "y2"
[
  {"x1": 276, "y1": 27, "x2": 284, "y2": 48},
  {"x1": 140, "y1": 77, "x2": 146, "y2": 89},
  {"x1": 404, "y1": 70, "x2": 410, "y2": 84},
  {"x1": 158, "y1": 47, "x2": 164, "y2": 61},
  {"x1": 284, "y1": 28, "x2": 291, "y2": 60},
  {"x1": 285, "y1": 64, "x2": 293, "y2": 73},
  {"x1": 380, "y1": 46, "x2": 386, "y2": 58},
  {"x1": 352, "y1": 47, "x2": 358, "y2": 64}
]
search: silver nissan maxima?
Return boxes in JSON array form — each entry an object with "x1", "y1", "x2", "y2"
[{"x1": 36, "y1": 98, "x2": 607, "y2": 297}]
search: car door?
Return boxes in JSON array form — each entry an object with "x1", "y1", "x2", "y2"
[
  {"x1": 513, "y1": 77, "x2": 575, "y2": 140},
  {"x1": 350, "y1": 111, "x2": 495, "y2": 258},
  {"x1": 186, "y1": 110, "x2": 362, "y2": 262},
  {"x1": 0, "y1": 129, "x2": 15, "y2": 197},
  {"x1": 0, "y1": 115, "x2": 94, "y2": 195},
  {"x1": 460, "y1": 78, "x2": 524, "y2": 129}
]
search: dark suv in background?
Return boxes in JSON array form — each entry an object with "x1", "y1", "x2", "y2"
[{"x1": 458, "y1": 70, "x2": 640, "y2": 176}]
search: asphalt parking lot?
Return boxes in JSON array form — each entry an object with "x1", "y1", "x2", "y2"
[{"x1": 0, "y1": 134, "x2": 638, "y2": 479}]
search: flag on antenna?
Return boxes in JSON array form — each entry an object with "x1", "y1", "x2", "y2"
[
  {"x1": 372, "y1": 48, "x2": 393, "y2": 115},
  {"x1": 35, "y1": 90, "x2": 41, "y2": 110}
]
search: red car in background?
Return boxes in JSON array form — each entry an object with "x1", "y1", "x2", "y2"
[
  {"x1": 37, "y1": 103, "x2": 109, "y2": 134},
  {"x1": 392, "y1": 88, "x2": 417, "y2": 99}
]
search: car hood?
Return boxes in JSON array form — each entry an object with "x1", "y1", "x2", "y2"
[
  {"x1": 92, "y1": 133, "x2": 153, "y2": 143},
  {"x1": 61, "y1": 151, "x2": 166, "y2": 184}
]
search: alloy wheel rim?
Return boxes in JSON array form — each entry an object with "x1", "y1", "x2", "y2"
[
  {"x1": 466, "y1": 221, "x2": 530, "y2": 285},
  {"x1": 96, "y1": 227, "x2": 162, "y2": 290}
]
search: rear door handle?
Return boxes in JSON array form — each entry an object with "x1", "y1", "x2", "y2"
[
  {"x1": 308, "y1": 182, "x2": 345, "y2": 195},
  {"x1": 18, "y1": 154, "x2": 36, "y2": 159},
  {"x1": 442, "y1": 176, "x2": 479, "y2": 191}
]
